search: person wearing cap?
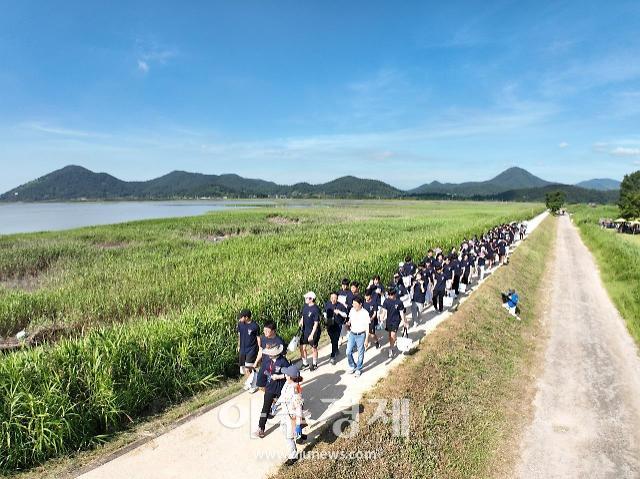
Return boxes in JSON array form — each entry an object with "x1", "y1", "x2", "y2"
[
  {"x1": 253, "y1": 342, "x2": 290, "y2": 439},
  {"x1": 381, "y1": 287, "x2": 407, "y2": 358},
  {"x1": 299, "y1": 292, "x2": 321, "y2": 371},
  {"x1": 275, "y1": 365, "x2": 305, "y2": 465},
  {"x1": 345, "y1": 295, "x2": 370, "y2": 376},
  {"x1": 253, "y1": 321, "x2": 285, "y2": 391},
  {"x1": 325, "y1": 292, "x2": 347, "y2": 365},
  {"x1": 236, "y1": 309, "x2": 260, "y2": 393}
]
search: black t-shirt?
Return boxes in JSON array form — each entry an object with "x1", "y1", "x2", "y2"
[
  {"x1": 301, "y1": 303, "x2": 321, "y2": 334},
  {"x1": 325, "y1": 301, "x2": 347, "y2": 327},
  {"x1": 412, "y1": 281, "x2": 427, "y2": 303},
  {"x1": 264, "y1": 355, "x2": 291, "y2": 395},
  {"x1": 363, "y1": 301, "x2": 377, "y2": 320}
]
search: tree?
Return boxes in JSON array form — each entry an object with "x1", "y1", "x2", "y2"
[
  {"x1": 619, "y1": 170, "x2": 640, "y2": 219},
  {"x1": 545, "y1": 190, "x2": 566, "y2": 214}
]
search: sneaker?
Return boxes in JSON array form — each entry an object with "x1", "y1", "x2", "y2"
[
  {"x1": 354, "y1": 370, "x2": 362, "y2": 377},
  {"x1": 388, "y1": 349, "x2": 394, "y2": 359},
  {"x1": 300, "y1": 363, "x2": 309, "y2": 370},
  {"x1": 375, "y1": 341, "x2": 380, "y2": 349},
  {"x1": 248, "y1": 387, "x2": 258, "y2": 394},
  {"x1": 242, "y1": 383, "x2": 250, "y2": 391},
  {"x1": 296, "y1": 433, "x2": 307, "y2": 444},
  {"x1": 310, "y1": 364, "x2": 317, "y2": 372},
  {"x1": 348, "y1": 368, "x2": 356, "y2": 374},
  {"x1": 330, "y1": 357, "x2": 336, "y2": 365},
  {"x1": 285, "y1": 456, "x2": 299, "y2": 466},
  {"x1": 253, "y1": 429, "x2": 265, "y2": 439}
]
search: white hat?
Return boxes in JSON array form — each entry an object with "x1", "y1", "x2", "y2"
[{"x1": 303, "y1": 291, "x2": 316, "y2": 300}]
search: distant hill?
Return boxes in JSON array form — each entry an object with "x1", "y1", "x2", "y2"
[
  {"x1": 482, "y1": 184, "x2": 620, "y2": 204},
  {"x1": 0, "y1": 165, "x2": 401, "y2": 201},
  {"x1": 0, "y1": 164, "x2": 618, "y2": 203},
  {"x1": 408, "y1": 167, "x2": 553, "y2": 197},
  {"x1": 574, "y1": 178, "x2": 621, "y2": 191}
]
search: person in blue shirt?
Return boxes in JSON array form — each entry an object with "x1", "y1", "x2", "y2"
[
  {"x1": 502, "y1": 289, "x2": 520, "y2": 319},
  {"x1": 325, "y1": 292, "x2": 347, "y2": 364},
  {"x1": 254, "y1": 321, "x2": 285, "y2": 390},
  {"x1": 432, "y1": 266, "x2": 447, "y2": 313},
  {"x1": 253, "y1": 343, "x2": 290, "y2": 439},
  {"x1": 338, "y1": 278, "x2": 354, "y2": 311},
  {"x1": 382, "y1": 287, "x2": 408, "y2": 358},
  {"x1": 363, "y1": 289, "x2": 380, "y2": 350},
  {"x1": 237, "y1": 309, "x2": 260, "y2": 393},
  {"x1": 299, "y1": 291, "x2": 321, "y2": 371},
  {"x1": 411, "y1": 272, "x2": 427, "y2": 322}
]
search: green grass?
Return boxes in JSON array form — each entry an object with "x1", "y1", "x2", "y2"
[
  {"x1": 0, "y1": 200, "x2": 543, "y2": 473},
  {"x1": 274, "y1": 214, "x2": 556, "y2": 479},
  {"x1": 571, "y1": 205, "x2": 640, "y2": 345}
]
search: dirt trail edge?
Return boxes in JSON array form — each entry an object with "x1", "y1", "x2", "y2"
[{"x1": 516, "y1": 215, "x2": 640, "y2": 479}]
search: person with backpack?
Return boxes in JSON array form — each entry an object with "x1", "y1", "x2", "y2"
[
  {"x1": 325, "y1": 292, "x2": 347, "y2": 365},
  {"x1": 299, "y1": 292, "x2": 321, "y2": 371},
  {"x1": 253, "y1": 343, "x2": 290, "y2": 439}
]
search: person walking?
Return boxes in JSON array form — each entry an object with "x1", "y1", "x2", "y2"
[
  {"x1": 381, "y1": 287, "x2": 408, "y2": 358},
  {"x1": 253, "y1": 343, "x2": 290, "y2": 439},
  {"x1": 324, "y1": 292, "x2": 347, "y2": 364},
  {"x1": 275, "y1": 365, "x2": 305, "y2": 466},
  {"x1": 345, "y1": 295, "x2": 370, "y2": 376},
  {"x1": 432, "y1": 266, "x2": 447, "y2": 313},
  {"x1": 253, "y1": 321, "x2": 285, "y2": 391},
  {"x1": 411, "y1": 273, "x2": 427, "y2": 323},
  {"x1": 299, "y1": 292, "x2": 321, "y2": 371},
  {"x1": 363, "y1": 289, "x2": 380, "y2": 350},
  {"x1": 236, "y1": 309, "x2": 260, "y2": 393}
]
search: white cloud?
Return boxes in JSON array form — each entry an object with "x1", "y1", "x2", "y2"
[
  {"x1": 558, "y1": 141, "x2": 569, "y2": 148},
  {"x1": 610, "y1": 147, "x2": 640, "y2": 157},
  {"x1": 20, "y1": 122, "x2": 103, "y2": 138},
  {"x1": 137, "y1": 60, "x2": 149, "y2": 73}
]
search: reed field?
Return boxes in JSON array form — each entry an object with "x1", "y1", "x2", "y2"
[
  {"x1": 0, "y1": 200, "x2": 542, "y2": 472},
  {"x1": 571, "y1": 205, "x2": 640, "y2": 345}
]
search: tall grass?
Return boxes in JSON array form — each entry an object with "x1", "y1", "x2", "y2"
[
  {"x1": 0, "y1": 201, "x2": 543, "y2": 472},
  {"x1": 571, "y1": 205, "x2": 640, "y2": 344}
]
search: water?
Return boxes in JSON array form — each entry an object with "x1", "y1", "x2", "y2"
[{"x1": 0, "y1": 200, "x2": 282, "y2": 235}]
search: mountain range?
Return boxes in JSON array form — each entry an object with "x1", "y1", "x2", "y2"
[{"x1": 0, "y1": 165, "x2": 620, "y2": 203}]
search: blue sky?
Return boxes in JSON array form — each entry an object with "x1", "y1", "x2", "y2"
[{"x1": 1, "y1": 0, "x2": 639, "y2": 192}]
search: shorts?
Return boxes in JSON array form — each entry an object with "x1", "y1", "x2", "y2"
[
  {"x1": 385, "y1": 321, "x2": 400, "y2": 333},
  {"x1": 300, "y1": 331, "x2": 321, "y2": 347},
  {"x1": 239, "y1": 350, "x2": 258, "y2": 373}
]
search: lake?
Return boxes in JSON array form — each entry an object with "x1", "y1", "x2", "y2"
[{"x1": 0, "y1": 200, "x2": 284, "y2": 235}]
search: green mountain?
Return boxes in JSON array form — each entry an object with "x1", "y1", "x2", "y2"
[
  {"x1": 408, "y1": 166, "x2": 553, "y2": 196},
  {"x1": 574, "y1": 178, "x2": 621, "y2": 191},
  {"x1": 0, "y1": 164, "x2": 618, "y2": 203},
  {"x1": 0, "y1": 165, "x2": 401, "y2": 201}
]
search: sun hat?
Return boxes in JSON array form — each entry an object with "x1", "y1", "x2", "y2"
[
  {"x1": 282, "y1": 365, "x2": 300, "y2": 378},
  {"x1": 303, "y1": 291, "x2": 316, "y2": 300},
  {"x1": 262, "y1": 343, "x2": 283, "y2": 356}
]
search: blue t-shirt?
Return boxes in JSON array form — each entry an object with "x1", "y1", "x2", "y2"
[
  {"x1": 325, "y1": 301, "x2": 347, "y2": 327},
  {"x1": 507, "y1": 293, "x2": 519, "y2": 308},
  {"x1": 237, "y1": 320, "x2": 260, "y2": 354},
  {"x1": 264, "y1": 355, "x2": 291, "y2": 395},
  {"x1": 382, "y1": 297, "x2": 405, "y2": 325},
  {"x1": 412, "y1": 281, "x2": 427, "y2": 303},
  {"x1": 363, "y1": 301, "x2": 377, "y2": 320}
]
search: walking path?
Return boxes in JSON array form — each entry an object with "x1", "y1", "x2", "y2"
[
  {"x1": 78, "y1": 212, "x2": 548, "y2": 479},
  {"x1": 516, "y1": 215, "x2": 640, "y2": 478}
]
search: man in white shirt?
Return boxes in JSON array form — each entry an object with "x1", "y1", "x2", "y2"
[{"x1": 345, "y1": 295, "x2": 370, "y2": 377}]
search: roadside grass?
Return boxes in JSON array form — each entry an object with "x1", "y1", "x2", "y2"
[
  {"x1": 571, "y1": 205, "x2": 640, "y2": 346},
  {"x1": 274, "y1": 215, "x2": 556, "y2": 479}
]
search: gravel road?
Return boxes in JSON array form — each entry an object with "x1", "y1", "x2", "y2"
[{"x1": 516, "y1": 215, "x2": 640, "y2": 478}]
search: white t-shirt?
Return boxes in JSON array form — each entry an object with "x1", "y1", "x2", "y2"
[{"x1": 348, "y1": 308, "x2": 370, "y2": 334}]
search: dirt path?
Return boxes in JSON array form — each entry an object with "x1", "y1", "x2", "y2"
[{"x1": 516, "y1": 216, "x2": 640, "y2": 479}]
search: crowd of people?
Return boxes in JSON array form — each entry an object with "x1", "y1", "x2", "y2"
[{"x1": 236, "y1": 220, "x2": 528, "y2": 464}]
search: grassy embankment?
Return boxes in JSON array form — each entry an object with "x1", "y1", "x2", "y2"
[
  {"x1": 275, "y1": 215, "x2": 557, "y2": 479},
  {"x1": 0, "y1": 201, "x2": 543, "y2": 473},
  {"x1": 571, "y1": 205, "x2": 640, "y2": 345}
]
